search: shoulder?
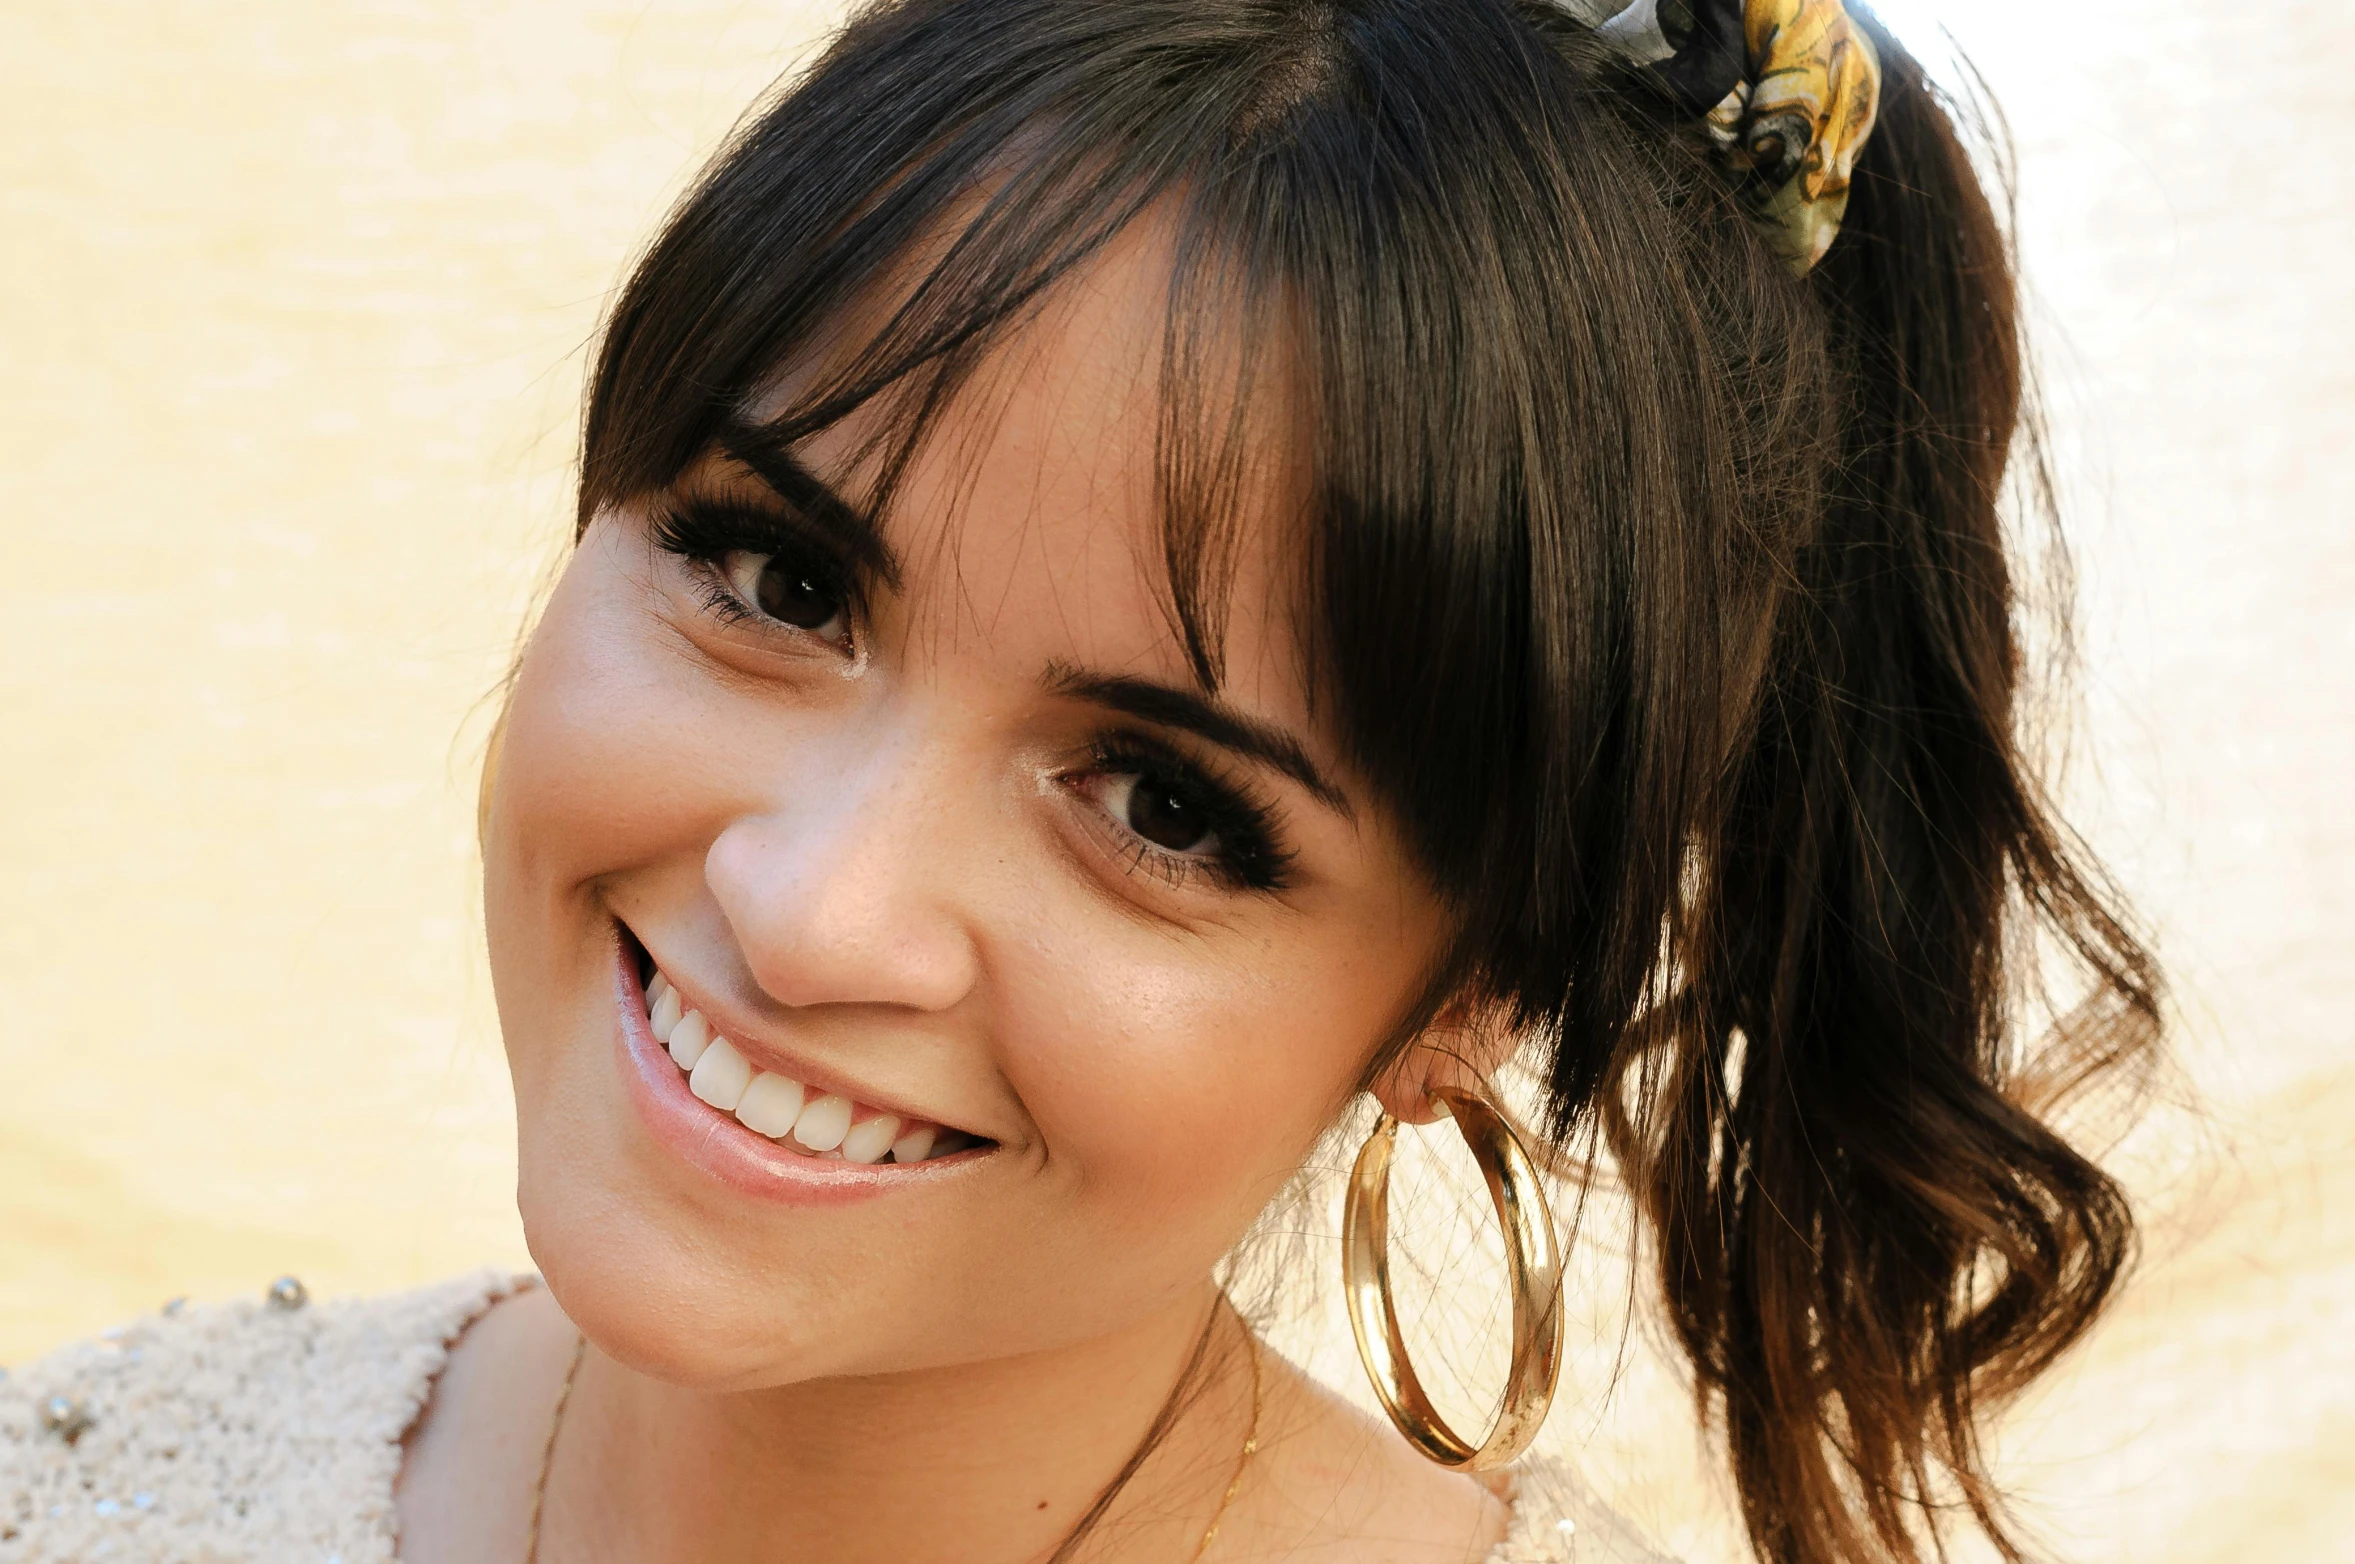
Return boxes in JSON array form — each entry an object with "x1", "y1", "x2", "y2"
[
  {"x1": 0, "y1": 1270, "x2": 524, "y2": 1564},
  {"x1": 1249, "y1": 1358, "x2": 1678, "y2": 1564},
  {"x1": 1487, "y1": 1453, "x2": 1682, "y2": 1564}
]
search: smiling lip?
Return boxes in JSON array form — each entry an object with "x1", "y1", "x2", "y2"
[{"x1": 608, "y1": 928, "x2": 989, "y2": 1205}]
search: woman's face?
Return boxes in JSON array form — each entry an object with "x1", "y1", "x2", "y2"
[{"x1": 482, "y1": 232, "x2": 1450, "y2": 1389}]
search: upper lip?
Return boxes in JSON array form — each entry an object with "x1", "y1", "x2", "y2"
[{"x1": 629, "y1": 930, "x2": 987, "y2": 1142}]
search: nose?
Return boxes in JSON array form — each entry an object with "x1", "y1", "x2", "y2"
[{"x1": 704, "y1": 733, "x2": 982, "y2": 1015}]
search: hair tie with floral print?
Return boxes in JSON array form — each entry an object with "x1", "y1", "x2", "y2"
[{"x1": 1564, "y1": 0, "x2": 1884, "y2": 273}]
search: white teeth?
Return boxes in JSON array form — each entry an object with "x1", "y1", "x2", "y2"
[
  {"x1": 649, "y1": 978, "x2": 957, "y2": 1166},
  {"x1": 688, "y1": 1035, "x2": 753, "y2": 1111},
  {"x1": 840, "y1": 1114, "x2": 901, "y2": 1164},
  {"x1": 649, "y1": 986, "x2": 683, "y2": 1043},
  {"x1": 734, "y1": 1072, "x2": 806, "y2": 1138},
  {"x1": 790, "y1": 1093, "x2": 853, "y2": 1153},
  {"x1": 667, "y1": 1010, "x2": 711, "y2": 1069}
]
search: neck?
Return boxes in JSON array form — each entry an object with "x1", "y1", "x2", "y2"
[{"x1": 554, "y1": 1282, "x2": 1253, "y2": 1564}]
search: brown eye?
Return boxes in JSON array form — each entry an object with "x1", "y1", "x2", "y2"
[
  {"x1": 723, "y1": 550, "x2": 847, "y2": 639},
  {"x1": 1106, "y1": 772, "x2": 1216, "y2": 854},
  {"x1": 1069, "y1": 742, "x2": 1293, "y2": 892}
]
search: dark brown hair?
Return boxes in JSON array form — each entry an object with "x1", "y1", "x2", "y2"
[{"x1": 575, "y1": 3, "x2": 2161, "y2": 1559}]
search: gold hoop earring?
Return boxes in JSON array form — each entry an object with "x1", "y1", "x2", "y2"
[{"x1": 1342, "y1": 1082, "x2": 1564, "y2": 1471}]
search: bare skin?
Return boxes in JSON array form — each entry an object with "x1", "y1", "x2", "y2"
[
  {"x1": 402, "y1": 1287, "x2": 1508, "y2": 1563},
  {"x1": 399, "y1": 216, "x2": 1512, "y2": 1562}
]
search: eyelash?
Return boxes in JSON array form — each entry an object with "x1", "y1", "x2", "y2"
[
  {"x1": 1082, "y1": 732, "x2": 1294, "y2": 895},
  {"x1": 651, "y1": 494, "x2": 1293, "y2": 898},
  {"x1": 649, "y1": 495, "x2": 859, "y2": 644}
]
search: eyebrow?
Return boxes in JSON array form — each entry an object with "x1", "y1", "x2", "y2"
[
  {"x1": 719, "y1": 419, "x2": 904, "y2": 591},
  {"x1": 1045, "y1": 662, "x2": 1353, "y2": 818}
]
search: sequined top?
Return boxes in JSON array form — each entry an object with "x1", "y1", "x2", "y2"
[{"x1": 0, "y1": 1272, "x2": 1673, "y2": 1562}]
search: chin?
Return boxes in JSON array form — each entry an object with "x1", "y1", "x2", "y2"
[{"x1": 515, "y1": 1161, "x2": 855, "y2": 1391}]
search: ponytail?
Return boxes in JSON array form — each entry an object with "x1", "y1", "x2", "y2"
[{"x1": 1611, "y1": 22, "x2": 2163, "y2": 1563}]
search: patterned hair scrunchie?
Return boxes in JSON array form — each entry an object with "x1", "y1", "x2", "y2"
[{"x1": 1562, "y1": 0, "x2": 1884, "y2": 273}]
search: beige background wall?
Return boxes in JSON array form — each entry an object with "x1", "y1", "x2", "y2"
[{"x1": 2, "y1": 1, "x2": 2347, "y2": 1558}]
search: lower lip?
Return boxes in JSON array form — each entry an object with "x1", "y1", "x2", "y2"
[{"x1": 609, "y1": 932, "x2": 980, "y2": 1206}]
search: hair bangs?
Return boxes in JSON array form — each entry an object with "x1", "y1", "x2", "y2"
[{"x1": 578, "y1": 0, "x2": 1741, "y2": 948}]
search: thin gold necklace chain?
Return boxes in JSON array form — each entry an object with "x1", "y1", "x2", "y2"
[
  {"x1": 524, "y1": 1321, "x2": 1264, "y2": 1564},
  {"x1": 1189, "y1": 1317, "x2": 1264, "y2": 1563},
  {"x1": 524, "y1": 1332, "x2": 588, "y2": 1564}
]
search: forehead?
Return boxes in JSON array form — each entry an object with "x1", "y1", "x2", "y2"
[{"x1": 775, "y1": 211, "x2": 1310, "y2": 712}]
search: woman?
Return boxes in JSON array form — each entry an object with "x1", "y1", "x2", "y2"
[{"x1": 0, "y1": 1, "x2": 2160, "y2": 1561}]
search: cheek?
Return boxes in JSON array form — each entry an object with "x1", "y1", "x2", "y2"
[
  {"x1": 487, "y1": 535, "x2": 808, "y2": 935},
  {"x1": 990, "y1": 898, "x2": 1411, "y2": 1243},
  {"x1": 493, "y1": 590, "x2": 691, "y2": 898},
  {"x1": 482, "y1": 548, "x2": 743, "y2": 1089}
]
